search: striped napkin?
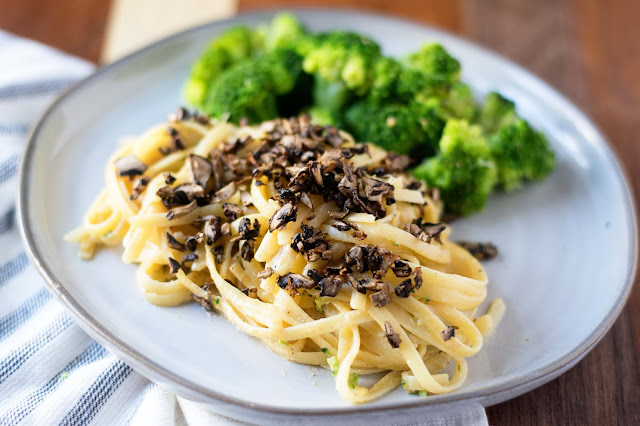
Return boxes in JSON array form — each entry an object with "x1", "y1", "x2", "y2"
[{"x1": 0, "y1": 30, "x2": 489, "y2": 426}]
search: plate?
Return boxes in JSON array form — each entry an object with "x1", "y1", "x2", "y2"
[{"x1": 18, "y1": 8, "x2": 637, "y2": 422}]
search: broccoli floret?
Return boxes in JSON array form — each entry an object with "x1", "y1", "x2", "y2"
[
  {"x1": 421, "y1": 82, "x2": 475, "y2": 121},
  {"x1": 344, "y1": 100, "x2": 444, "y2": 156},
  {"x1": 477, "y1": 92, "x2": 518, "y2": 134},
  {"x1": 438, "y1": 82, "x2": 476, "y2": 120},
  {"x1": 203, "y1": 61, "x2": 276, "y2": 123},
  {"x1": 302, "y1": 31, "x2": 382, "y2": 95},
  {"x1": 185, "y1": 26, "x2": 257, "y2": 107},
  {"x1": 261, "y1": 48, "x2": 305, "y2": 94},
  {"x1": 404, "y1": 43, "x2": 464, "y2": 109},
  {"x1": 368, "y1": 57, "x2": 403, "y2": 104},
  {"x1": 406, "y1": 43, "x2": 461, "y2": 84},
  {"x1": 413, "y1": 120, "x2": 497, "y2": 215},
  {"x1": 263, "y1": 12, "x2": 307, "y2": 51},
  {"x1": 488, "y1": 119, "x2": 555, "y2": 191},
  {"x1": 203, "y1": 49, "x2": 308, "y2": 123}
]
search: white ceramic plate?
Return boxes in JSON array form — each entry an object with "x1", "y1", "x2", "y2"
[{"x1": 18, "y1": 8, "x2": 637, "y2": 423}]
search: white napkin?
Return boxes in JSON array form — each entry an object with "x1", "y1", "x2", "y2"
[{"x1": 0, "y1": 30, "x2": 489, "y2": 426}]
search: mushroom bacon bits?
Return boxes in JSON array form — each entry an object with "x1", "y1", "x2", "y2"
[{"x1": 66, "y1": 112, "x2": 505, "y2": 404}]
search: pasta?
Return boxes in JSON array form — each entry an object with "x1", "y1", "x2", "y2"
[{"x1": 66, "y1": 111, "x2": 504, "y2": 403}]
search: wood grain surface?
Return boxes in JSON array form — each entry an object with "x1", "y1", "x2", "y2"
[{"x1": 1, "y1": 0, "x2": 638, "y2": 424}]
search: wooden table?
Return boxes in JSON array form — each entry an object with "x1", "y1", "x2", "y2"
[{"x1": 2, "y1": 0, "x2": 638, "y2": 424}]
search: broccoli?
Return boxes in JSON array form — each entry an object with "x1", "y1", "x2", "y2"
[
  {"x1": 406, "y1": 43, "x2": 461, "y2": 84},
  {"x1": 184, "y1": 26, "x2": 258, "y2": 108},
  {"x1": 421, "y1": 82, "x2": 476, "y2": 121},
  {"x1": 263, "y1": 12, "x2": 307, "y2": 51},
  {"x1": 203, "y1": 49, "x2": 309, "y2": 123},
  {"x1": 413, "y1": 120, "x2": 497, "y2": 215},
  {"x1": 367, "y1": 57, "x2": 403, "y2": 104},
  {"x1": 477, "y1": 92, "x2": 518, "y2": 134},
  {"x1": 303, "y1": 31, "x2": 381, "y2": 93},
  {"x1": 488, "y1": 119, "x2": 555, "y2": 191},
  {"x1": 344, "y1": 100, "x2": 444, "y2": 156}
]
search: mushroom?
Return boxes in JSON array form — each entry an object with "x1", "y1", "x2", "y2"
[
  {"x1": 441, "y1": 326, "x2": 455, "y2": 341},
  {"x1": 166, "y1": 199, "x2": 197, "y2": 220},
  {"x1": 370, "y1": 282, "x2": 391, "y2": 307},
  {"x1": 185, "y1": 232, "x2": 204, "y2": 251},
  {"x1": 166, "y1": 232, "x2": 186, "y2": 252},
  {"x1": 214, "y1": 182, "x2": 236, "y2": 203},
  {"x1": 241, "y1": 287, "x2": 258, "y2": 299},
  {"x1": 277, "y1": 273, "x2": 317, "y2": 291},
  {"x1": 412, "y1": 266, "x2": 423, "y2": 290},
  {"x1": 257, "y1": 267, "x2": 274, "y2": 279},
  {"x1": 115, "y1": 155, "x2": 147, "y2": 177},
  {"x1": 223, "y1": 203, "x2": 243, "y2": 221},
  {"x1": 192, "y1": 283, "x2": 213, "y2": 311},
  {"x1": 391, "y1": 260, "x2": 411, "y2": 278},
  {"x1": 269, "y1": 203, "x2": 297, "y2": 232},
  {"x1": 187, "y1": 154, "x2": 213, "y2": 188},
  {"x1": 384, "y1": 321, "x2": 402, "y2": 348},
  {"x1": 393, "y1": 279, "x2": 412, "y2": 298},
  {"x1": 319, "y1": 276, "x2": 341, "y2": 297},
  {"x1": 204, "y1": 217, "x2": 222, "y2": 245},
  {"x1": 240, "y1": 239, "x2": 255, "y2": 261},
  {"x1": 181, "y1": 253, "x2": 198, "y2": 268},
  {"x1": 456, "y1": 241, "x2": 498, "y2": 260},
  {"x1": 168, "y1": 257, "x2": 181, "y2": 275},
  {"x1": 173, "y1": 183, "x2": 205, "y2": 201}
]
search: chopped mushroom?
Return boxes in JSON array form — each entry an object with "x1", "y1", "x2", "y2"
[
  {"x1": 173, "y1": 183, "x2": 205, "y2": 201},
  {"x1": 163, "y1": 172, "x2": 176, "y2": 185},
  {"x1": 332, "y1": 221, "x2": 353, "y2": 231},
  {"x1": 370, "y1": 282, "x2": 391, "y2": 307},
  {"x1": 185, "y1": 232, "x2": 203, "y2": 251},
  {"x1": 168, "y1": 107, "x2": 190, "y2": 122},
  {"x1": 441, "y1": 326, "x2": 455, "y2": 341},
  {"x1": 391, "y1": 260, "x2": 411, "y2": 277},
  {"x1": 257, "y1": 267, "x2": 274, "y2": 279},
  {"x1": 394, "y1": 279, "x2": 412, "y2": 298},
  {"x1": 166, "y1": 232, "x2": 186, "y2": 251},
  {"x1": 168, "y1": 257, "x2": 181, "y2": 275},
  {"x1": 115, "y1": 155, "x2": 147, "y2": 177},
  {"x1": 269, "y1": 203, "x2": 298, "y2": 232},
  {"x1": 384, "y1": 321, "x2": 402, "y2": 348},
  {"x1": 362, "y1": 177, "x2": 394, "y2": 203},
  {"x1": 212, "y1": 245, "x2": 224, "y2": 263},
  {"x1": 456, "y1": 241, "x2": 498, "y2": 260},
  {"x1": 412, "y1": 266, "x2": 423, "y2": 290},
  {"x1": 214, "y1": 182, "x2": 235, "y2": 202},
  {"x1": 130, "y1": 176, "x2": 149, "y2": 200},
  {"x1": 319, "y1": 276, "x2": 341, "y2": 297},
  {"x1": 193, "y1": 283, "x2": 213, "y2": 311},
  {"x1": 204, "y1": 217, "x2": 222, "y2": 245},
  {"x1": 187, "y1": 154, "x2": 213, "y2": 187},
  {"x1": 238, "y1": 218, "x2": 261, "y2": 239},
  {"x1": 404, "y1": 220, "x2": 446, "y2": 244},
  {"x1": 241, "y1": 287, "x2": 258, "y2": 298},
  {"x1": 299, "y1": 192, "x2": 314, "y2": 211},
  {"x1": 240, "y1": 239, "x2": 255, "y2": 261},
  {"x1": 166, "y1": 199, "x2": 197, "y2": 220},
  {"x1": 223, "y1": 203, "x2": 243, "y2": 221},
  {"x1": 181, "y1": 253, "x2": 198, "y2": 268},
  {"x1": 277, "y1": 273, "x2": 317, "y2": 292}
]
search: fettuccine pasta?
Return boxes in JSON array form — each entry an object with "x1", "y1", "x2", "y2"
[{"x1": 66, "y1": 111, "x2": 504, "y2": 403}]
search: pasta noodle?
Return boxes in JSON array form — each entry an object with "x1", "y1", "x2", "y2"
[{"x1": 66, "y1": 112, "x2": 504, "y2": 403}]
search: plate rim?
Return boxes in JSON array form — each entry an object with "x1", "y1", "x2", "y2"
[{"x1": 17, "y1": 7, "x2": 638, "y2": 416}]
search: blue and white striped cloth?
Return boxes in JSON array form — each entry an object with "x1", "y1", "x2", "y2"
[{"x1": 0, "y1": 31, "x2": 489, "y2": 426}]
